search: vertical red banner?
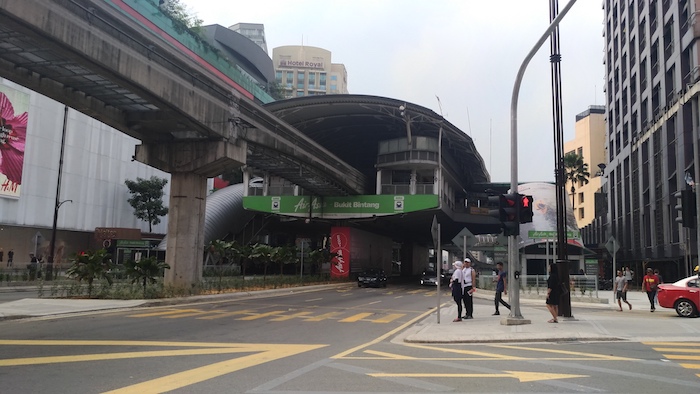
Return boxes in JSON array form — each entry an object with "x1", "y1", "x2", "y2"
[{"x1": 330, "y1": 227, "x2": 350, "y2": 278}]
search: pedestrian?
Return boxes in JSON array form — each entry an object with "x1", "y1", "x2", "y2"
[
  {"x1": 546, "y1": 263, "x2": 561, "y2": 323},
  {"x1": 462, "y1": 258, "x2": 476, "y2": 319},
  {"x1": 450, "y1": 261, "x2": 464, "y2": 322},
  {"x1": 642, "y1": 268, "x2": 660, "y2": 312},
  {"x1": 623, "y1": 266, "x2": 634, "y2": 287},
  {"x1": 493, "y1": 262, "x2": 510, "y2": 315},
  {"x1": 7, "y1": 249, "x2": 13, "y2": 268},
  {"x1": 653, "y1": 269, "x2": 663, "y2": 306},
  {"x1": 613, "y1": 269, "x2": 632, "y2": 311}
]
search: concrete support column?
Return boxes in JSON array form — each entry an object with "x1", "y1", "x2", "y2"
[
  {"x1": 166, "y1": 172, "x2": 207, "y2": 288},
  {"x1": 376, "y1": 169, "x2": 383, "y2": 195}
]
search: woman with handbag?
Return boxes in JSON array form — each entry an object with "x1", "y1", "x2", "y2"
[
  {"x1": 450, "y1": 261, "x2": 464, "y2": 322},
  {"x1": 546, "y1": 263, "x2": 561, "y2": 323}
]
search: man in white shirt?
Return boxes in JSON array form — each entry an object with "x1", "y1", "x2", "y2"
[{"x1": 462, "y1": 258, "x2": 476, "y2": 319}]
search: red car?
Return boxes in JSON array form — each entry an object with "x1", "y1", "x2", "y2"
[{"x1": 657, "y1": 275, "x2": 700, "y2": 317}]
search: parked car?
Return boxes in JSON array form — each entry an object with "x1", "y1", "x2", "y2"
[
  {"x1": 357, "y1": 268, "x2": 387, "y2": 288},
  {"x1": 657, "y1": 275, "x2": 700, "y2": 317},
  {"x1": 420, "y1": 269, "x2": 452, "y2": 286}
]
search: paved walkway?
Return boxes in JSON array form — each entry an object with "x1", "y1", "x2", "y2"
[
  {"x1": 1, "y1": 285, "x2": 697, "y2": 343},
  {"x1": 402, "y1": 289, "x2": 700, "y2": 343}
]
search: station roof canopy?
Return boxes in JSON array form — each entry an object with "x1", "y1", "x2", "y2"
[{"x1": 264, "y1": 94, "x2": 490, "y2": 193}]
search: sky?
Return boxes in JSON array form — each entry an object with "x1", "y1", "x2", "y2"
[{"x1": 179, "y1": 0, "x2": 606, "y2": 184}]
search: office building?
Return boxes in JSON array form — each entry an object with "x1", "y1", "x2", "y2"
[
  {"x1": 564, "y1": 105, "x2": 606, "y2": 229},
  {"x1": 272, "y1": 46, "x2": 348, "y2": 98},
  {"x1": 229, "y1": 23, "x2": 268, "y2": 54},
  {"x1": 604, "y1": 0, "x2": 698, "y2": 279}
]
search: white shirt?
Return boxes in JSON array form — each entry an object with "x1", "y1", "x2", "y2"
[
  {"x1": 462, "y1": 266, "x2": 474, "y2": 287},
  {"x1": 451, "y1": 267, "x2": 464, "y2": 286}
]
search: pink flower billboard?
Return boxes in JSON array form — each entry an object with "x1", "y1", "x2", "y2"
[{"x1": 0, "y1": 85, "x2": 28, "y2": 198}]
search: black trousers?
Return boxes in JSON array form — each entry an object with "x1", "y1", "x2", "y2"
[
  {"x1": 463, "y1": 286, "x2": 474, "y2": 317},
  {"x1": 494, "y1": 291, "x2": 511, "y2": 312}
]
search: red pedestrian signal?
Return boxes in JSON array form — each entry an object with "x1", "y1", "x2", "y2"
[{"x1": 519, "y1": 195, "x2": 534, "y2": 223}]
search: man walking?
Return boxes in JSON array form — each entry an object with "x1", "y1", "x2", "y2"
[
  {"x1": 493, "y1": 262, "x2": 511, "y2": 315},
  {"x1": 642, "y1": 268, "x2": 660, "y2": 312},
  {"x1": 613, "y1": 269, "x2": 632, "y2": 311}
]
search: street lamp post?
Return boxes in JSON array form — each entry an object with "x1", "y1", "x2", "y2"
[
  {"x1": 46, "y1": 105, "x2": 70, "y2": 280},
  {"x1": 504, "y1": 0, "x2": 578, "y2": 325}
]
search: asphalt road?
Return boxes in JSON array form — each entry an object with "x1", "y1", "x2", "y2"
[{"x1": 1, "y1": 283, "x2": 698, "y2": 393}]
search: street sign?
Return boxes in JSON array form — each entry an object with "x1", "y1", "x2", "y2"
[
  {"x1": 604, "y1": 236, "x2": 619, "y2": 254},
  {"x1": 528, "y1": 230, "x2": 580, "y2": 239},
  {"x1": 451, "y1": 227, "x2": 474, "y2": 252},
  {"x1": 431, "y1": 215, "x2": 439, "y2": 249}
]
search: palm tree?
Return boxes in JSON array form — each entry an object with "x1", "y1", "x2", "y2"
[
  {"x1": 65, "y1": 249, "x2": 114, "y2": 297},
  {"x1": 124, "y1": 256, "x2": 170, "y2": 296},
  {"x1": 563, "y1": 152, "x2": 591, "y2": 210}
]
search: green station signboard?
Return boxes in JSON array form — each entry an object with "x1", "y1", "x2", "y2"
[{"x1": 243, "y1": 194, "x2": 439, "y2": 219}]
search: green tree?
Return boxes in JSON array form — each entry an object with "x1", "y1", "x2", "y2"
[
  {"x1": 65, "y1": 249, "x2": 114, "y2": 297},
  {"x1": 157, "y1": 0, "x2": 203, "y2": 33},
  {"x1": 563, "y1": 152, "x2": 590, "y2": 210},
  {"x1": 125, "y1": 176, "x2": 169, "y2": 233},
  {"x1": 271, "y1": 245, "x2": 297, "y2": 275},
  {"x1": 265, "y1": 81, "x2": 287, "y2": 101},
  {"x1": 124, "y1": 256, "x2": 170, "y2": 296},
  {"x1": 249, "y1": 243, "x2": 274, "y2": 278}
]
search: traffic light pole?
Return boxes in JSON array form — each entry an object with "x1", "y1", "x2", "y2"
[{"x1": 504, "y1": 0, "x2": 578, "y2": 326}]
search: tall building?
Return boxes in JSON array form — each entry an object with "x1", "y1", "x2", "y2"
[
  {"x1": 272, "y1": 46, "x2": 348, "y2": 98},
  {"x1": 604, "y1": 0, "x2": 698, "y2": 279},
  {"x1": 228, "y1": 23, "x2": 268, "y2": 54},
  {"x1": 564, "y1": 105, "x2": 606, "y2": 228}
]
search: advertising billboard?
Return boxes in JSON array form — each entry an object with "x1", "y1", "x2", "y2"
[{"x1": 0, "y1": 85, "x2": 29, "y2": 199}]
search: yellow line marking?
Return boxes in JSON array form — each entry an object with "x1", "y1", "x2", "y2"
[
  {"x1": 339, "y1": 313, "x2": 373, "y2": 322},
  {"x1": 102, "y1": 344, "x2": 326, "y2": 394},
  {"x1": 489, "y1": 344, "x2": 637, "y2": 361},
  {"x1": 665, "y1": 355, "x2": 700, "y2": 361},
  {"x1": 332, "y1": 306, "x2": 442, "y2": 359},
  {"x1": 237, "y1": 311, "x2": 284, "y2": 320},
  {"x1": 196, "y1": 310, "x2": 255, "y2": 320},
  {"x1": 304, "y1": 312, "x2": 342, "y2": 322},
  {"x1": 650, "y1": 348, "x2": 700, "y2": 353},
  {"x1": 270, "y1": 311, "x2": 313, "y2": 321},
  {"x1": 678, "y1": 363, "x2": 700, "y2": 369},
  {"x1": 644, "y1": 342, "x2": 700, "y2": 347},
  {"x1": 344, "y1": 356, "x2": 607, "y2": 361},
  {"x1": 0, "y1": 340, "x2": 243, "y2": 347},
  {"x1": 364, "y1": 350, "x2": 415, "y2": 359},
  {"x1": 0, "y1": 348, "x2": 250, "y2": 366},
  {"x1": 404, "y1": 342, "x2": 525, "y2": 360},
  {"x1": 305, "y1": 298, "x2": 322, "y2": 302},
  {"x1": 128, "y1": 309, "x2": 202, "y2": 318},
  {"x1": 371, "y1": 313, "x2": 405, "y2": 323},
  {"x1": 369, "y1": 371, "x2": 587, "y2": 382},
  {"x1": 162, "y1": 311, "x2": 213, "y2": 319}
]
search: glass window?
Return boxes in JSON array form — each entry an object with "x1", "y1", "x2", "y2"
[
  {"x1": 275, "y1": 71, "x2": 282, "y2": 83},
  {"x1": 297, "y1": 71, "x2": 305, "y2": 89},
  {"x1": 308, "y1": 72, "x2": 316, "y2": 89},
  {"x1": 320, "y1": 73, "x2": 327, "y2": 88},
  {"x1": 331, "y1": 75, "x2": 338, "y2": 81}
]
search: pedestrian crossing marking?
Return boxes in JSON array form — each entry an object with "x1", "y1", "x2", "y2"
[
  {"x1": 339, "y1": 313, "x2": 373, "y2": 322},
  {"x1": 128, "y1": 309, "x2": 205, "y2": 318},
  {"x1": 238, "y1": 310, "x2": 284, "y2": 320},
  {"x1": 645, "y1": 342, "x2": 700, "y2": 377},
  {"x1": 304, "y1": 311, "x2": 343, "y2": 321},
  {"x1": 196, "y1": 309, "x2": 255, "y2": 320},
  {"x1": 125, "y1": 308, "x2": 407, "y2": 324},
  {"x1": 270, "y1": 311, "x2": 313, "y2": 321},
  {"x1": 371, "y1": 313, "x2": 404, "y2": 323}
]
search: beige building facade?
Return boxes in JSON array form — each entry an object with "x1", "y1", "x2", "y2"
[
  {"x1": 564, "y1": 105, "x2": 606, "y2": 228},
  {"x1": 272, "y1": 45, "x2": 348, "y2": 98}
]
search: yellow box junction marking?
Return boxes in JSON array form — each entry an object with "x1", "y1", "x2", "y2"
[
  {"x1": 270, "y1": 311, "x2": 314, "y2": 321},
  {"x1": 0, "y1": 340, "x2": 326, "y2": 393},
  {"x1": 237, "y1": 310, "x2": 284, "y2": 320},
  {"x1": 339, "y1": 313, "x2": 373, "y2": 322},
  {"x1": 369, "y1": 371, "x2": 587, "y2": 383},
  {"x1": 196, "y1": 309, "x2": 255, "y2": 320},
  {"x1": 371, "y1": 313, "x2": 404, "y2": 323}
]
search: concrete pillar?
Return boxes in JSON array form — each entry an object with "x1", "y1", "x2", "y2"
[
  {"x1": 165, "y1": 172, "x2": 207, "y2": 288},
  {"x1": 135, "y1": 140, "x2": 246, "y2": 289}
]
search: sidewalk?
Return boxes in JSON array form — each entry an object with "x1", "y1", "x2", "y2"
[{"x1": 402, "y1": 289, "x2": 700, "y2": 343}]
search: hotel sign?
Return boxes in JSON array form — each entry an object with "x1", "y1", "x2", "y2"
[{"x1": 278, "y1": 60, "x2": 325, "y2": 69}]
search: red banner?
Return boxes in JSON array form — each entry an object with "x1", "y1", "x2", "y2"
[{"x1": 330, "y1": 227, "x2": 350, "y2": 278}]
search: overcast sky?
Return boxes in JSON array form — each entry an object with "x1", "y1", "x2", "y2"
[{"x1": 180, "y1": 0, "x2": 606, "y2": 184}]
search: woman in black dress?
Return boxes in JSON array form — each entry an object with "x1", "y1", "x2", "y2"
[{"x1": 546, "y1": 263, "x2": 560, "y2": 323}]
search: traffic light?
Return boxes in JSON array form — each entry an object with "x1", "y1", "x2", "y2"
[
  {"x1": 488, "y1": 193, "x2": 520, "y2": 236},
  {"x1": 519, "y1": 194, "x2": 534, "y2": 223},
  {"x1": 674, "y1": 189, "x2": 696, "y2": 229}
]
